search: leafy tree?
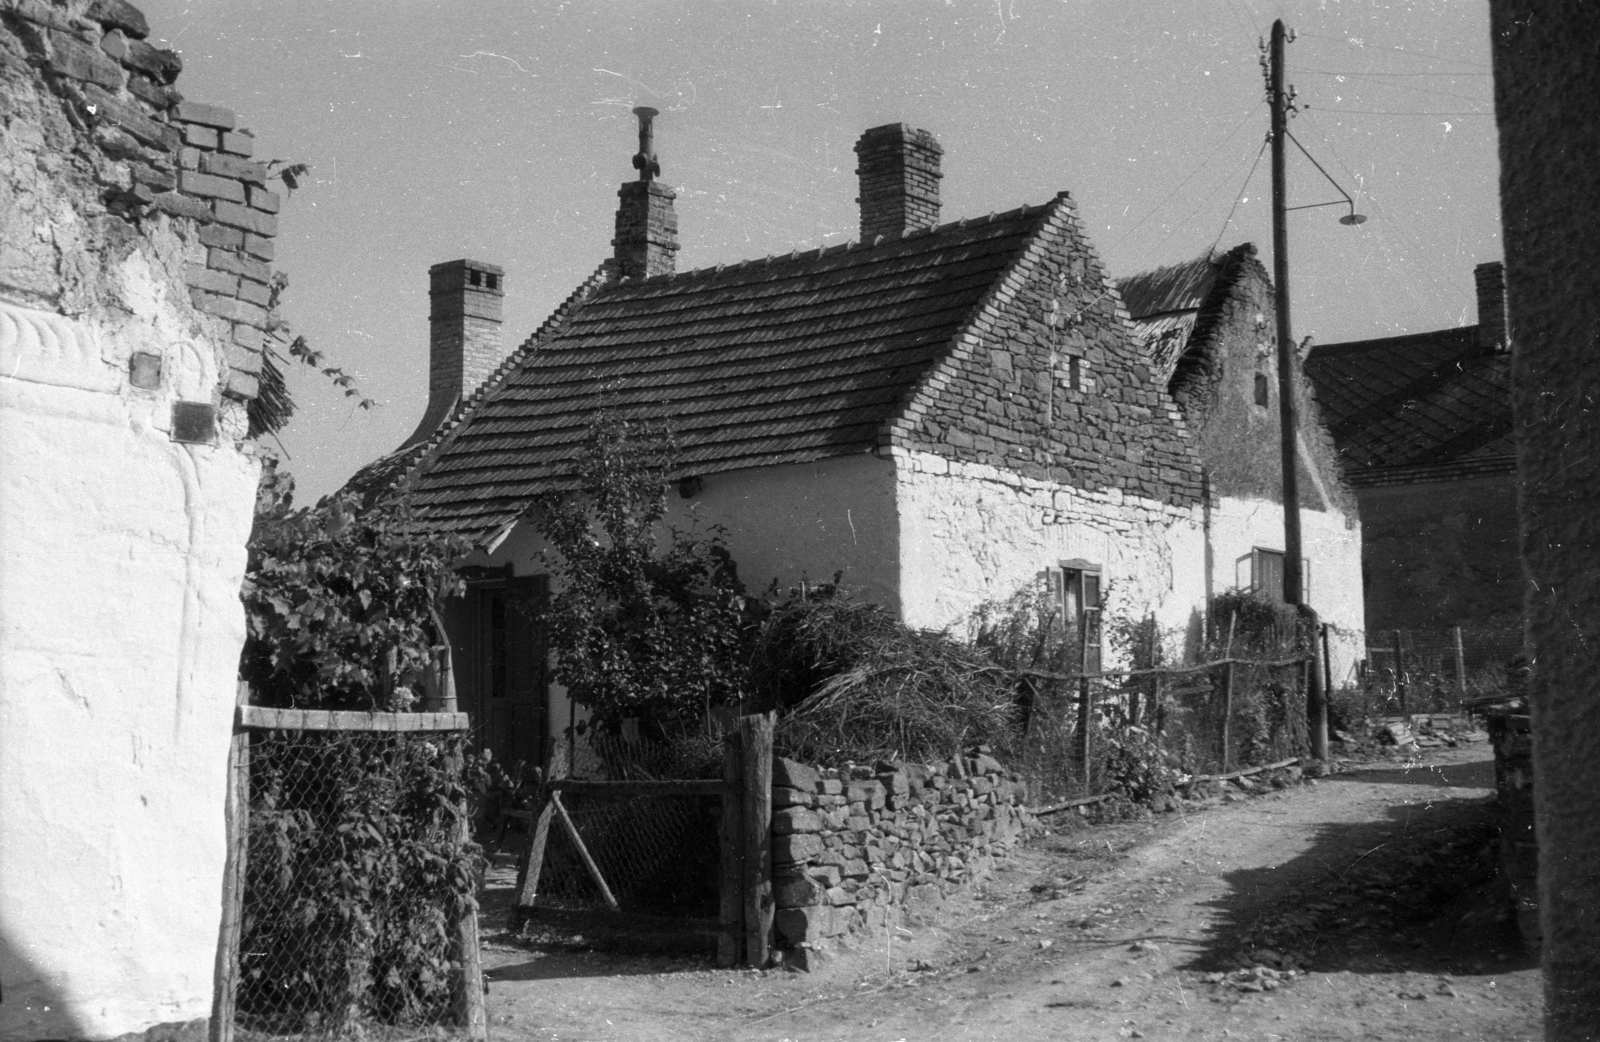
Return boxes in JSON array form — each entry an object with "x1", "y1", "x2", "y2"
[
  {"x1": 530, "y1": 415, "x2": 756, "y2": 731},
  {"x1": 240, "y1": 462, "x2": 469, "y2": 709}
]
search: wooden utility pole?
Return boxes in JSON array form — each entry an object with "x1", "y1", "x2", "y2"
[{"x1": 1268, "y1": 18, "x2": 1329, "y2": 761}]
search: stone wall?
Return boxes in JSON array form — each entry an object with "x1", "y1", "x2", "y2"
[
  {"x1": 884, "y1": 193, "x2": 1204, "y2": 510},
  {"x1": 768, "y1": 754, "x2": 1034, "y2": 965}
]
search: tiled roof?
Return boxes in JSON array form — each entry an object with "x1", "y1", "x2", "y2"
[
  {"x1": 399, "y1": 205, "x2": 1054, "y2": 536},
  {"x1": 1304, "y1": 327, "x2": 1512, "y2": 476}
]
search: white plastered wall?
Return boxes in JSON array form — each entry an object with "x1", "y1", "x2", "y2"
[
  {"x1": 893, "y1": 449, "x2": 1208, "y2": 651},
  {"x1": 0, "y1": 301, "x2": 259, "y2": 1041},
  {"x1": 466, "y1": 452, "x2": 902, "y2": 750},
  {"x1": 1208, "y1": 493, "x2": 1367, "y2": 685}
]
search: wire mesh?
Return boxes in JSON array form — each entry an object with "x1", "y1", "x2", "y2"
[
  {"x1": 1007, "y1": 656, "x2": 1311, "y2": 802},
  {"x1": 525, "y1": 729, "x2": 724, "y2": 921},
  {"x1": 236, "y1": 728, "x2": 480, "y2": 1042},
  {"x1": 1360, "y1": 625, "x2": 1523, "y2": 713}
]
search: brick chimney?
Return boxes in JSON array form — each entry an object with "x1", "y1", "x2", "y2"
[
  {"x1": 854, "y1": 123, "x2": 943, "y2": 242},
  {"x1": 1475, "y1": 261, "x2": 1509, "y2": 353},
  {"x1": 613, "y1": 106, "x2": 679, "y2": 280},
  {"x1": 408, "y1": 259, "x2": 502, "y2": 444}
]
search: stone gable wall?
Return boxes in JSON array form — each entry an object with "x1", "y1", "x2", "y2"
[
  {"x1": 1173, "y1": 247, "x2": 1356, "y2": 516},
  {"x1": 768, "y1": 754, "x2": 1034, "y2": 966},
  {"x1": 885, "y1": 196, "x2": 1205, "y2": 509}
]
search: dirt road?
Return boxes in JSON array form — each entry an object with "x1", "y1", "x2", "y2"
[{"x1": 478, "y1": 746, "x2": 1542, "y2": 1041}]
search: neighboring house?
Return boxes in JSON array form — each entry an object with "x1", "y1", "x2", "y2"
[
  {"x1": 1117, "y1": 244, "x2": 1365, "y2": 674},
  {"x1": 1, "y1": 4, "x2": 282, "y2": 1039},
  {"x1": 1304, "y1": 263, "x2": 1522, "y2": 656},
  {"x1": 356, "y1": 119, "x2": 1361, "y2": 769}
]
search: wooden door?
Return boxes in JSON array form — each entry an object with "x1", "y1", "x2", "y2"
[{"x1": 465, "y1": 575, "x2": 548, "y2": 773}]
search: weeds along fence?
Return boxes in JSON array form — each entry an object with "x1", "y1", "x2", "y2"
[
  {"x1": 1360, "y1": 625, "x2": 1523, "y2": 715},
  {"x1": 1008, "y1": 654, "x2": 1311, "y2": 805},
  {"x1": 217, "y1": 696, "x2": 486, "y2": 1042}
]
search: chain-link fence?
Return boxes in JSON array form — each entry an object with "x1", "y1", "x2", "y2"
[{"x1": 229, "y1": 725, "x2": 482, "y2": 1042}]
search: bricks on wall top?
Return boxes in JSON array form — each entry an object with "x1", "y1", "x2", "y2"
[{"x1": 7, "y1": 0, "x2": 284, "y2": 404}]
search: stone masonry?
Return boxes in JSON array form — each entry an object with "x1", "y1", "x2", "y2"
[
  {"x1": 769, "y1": 753, "x2": 1034, "y2": 964},
  {"x1": 883, "y1": 195, "x2": 1205, "y2": 509},
  {"x1": 613, "y1": 179, "x2": 678, "y2": 280}
]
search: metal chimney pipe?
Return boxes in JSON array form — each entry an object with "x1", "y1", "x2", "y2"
[{"x1": 632, "y1": 106, "x2": 660, "y2": 182}]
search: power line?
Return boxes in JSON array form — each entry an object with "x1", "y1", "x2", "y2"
[
  {"x1": 1210, "y1": 137, "x2": 1269, "y2": 256},
  {"x1": 1299, "y1": 75, "x2": 1490, "y2": 105},
  {"x1": 1109, "y1": 101, "x2": 1265, "y2": 255},
  {"x1": 1296, "y1": 68, "x2": 1492, "y2": 78},
  {"x1": 1306, "y1": 108, "x2": 1492, "y2": 117},
  {"x1": 1295, "y1": 32, "x2": 1491, "y2": 70}
]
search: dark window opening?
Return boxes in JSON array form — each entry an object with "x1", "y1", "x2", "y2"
[
  {"x1": 1069, "y1": 356, "x2": 1083, "y2": 392},
  {"x1": 469, "y1": 270, "x2": 483, "y2": 287},
  {"x1": 486, "y1": 273, "x2": 499, "y2": 290},
  {"x1": 1048, "y1": 562, "x2": 1102, "y2": 672},
  {"x1": 1254, "y1": 372, "x2": 1270, "y2": 407},
  {"x1": 171, "y1": 402, "x2": 216, "y2": 444}
]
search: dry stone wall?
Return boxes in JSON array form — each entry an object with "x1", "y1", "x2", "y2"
[{"x1": 769, "y1": 754, "x2": 1034, "y2": 964}]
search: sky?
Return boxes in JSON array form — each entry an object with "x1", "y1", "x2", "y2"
[{"x1": 138, "y1": 0, "x2": 1501, "y2": 504}]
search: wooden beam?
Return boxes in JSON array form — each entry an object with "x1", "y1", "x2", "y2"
[
  {"x1": 208, "y1": 727, "x2": 249, "y2": 1042},
  {"x1": 550, "y1": 791, "x2": 619, "y2": 911},
  {"x1": 513, "y1": 795, "x2": 556, "y2": 926},
  {"x1": 454, "y1": 779, "x2": 487, "y2": 1042},
  {"x1": 740, "y1": 713, "x2": 774, "y2": 969},
  {"x1": 550, "y1": 778, "x2": 731, "y2": 798},
  {"x1": 717, "y1": 728, "x2": 744, "y2": 968},
  {"x1": 236, "y1": 706, "x2": 470, "y2": 732}
]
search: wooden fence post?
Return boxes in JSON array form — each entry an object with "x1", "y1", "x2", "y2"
[
  {"x1": 209, "y1": 691, "x2": 250, "y2": 1042},
  {"x1": 718, "y1": 728, "x2": 745, "y2": 968},
  {"x1": 1393, "y1": 629, "x2": 1408, "y2": 716},
  {"x1": 1074, "y1": 612, "x2": 1095, "y2": 786},
  {"x1": 1220, "y1": 661, "x2": 1234, "y2": 772},
  {"x1": 455, "y1": 786, "x2": 488, "y2": 1042},
  {"x1": 1303, "y1": 607, "x2": 1328, "y2": 761},
  {"x1": 513, "y1": 789, "x2": 556, "y2": 927},
  {"x1": 1453, "y1": 625, "x2": 1468, "y2": 701},
  {"x1": 740, "y1": 713, "x2": 774, "y2": 968}
]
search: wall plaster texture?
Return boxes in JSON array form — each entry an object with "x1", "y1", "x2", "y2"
[
  {"x1": 1, "y1": 5, "x2": 269, "y2": 1034},
  {"x1": 0, "y1": 301, "x2": 258, "y2": 1041}
]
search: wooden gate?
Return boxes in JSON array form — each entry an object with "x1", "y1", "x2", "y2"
[{"x1": 513, "y1": 713, "x2": 775, "y2": 968}]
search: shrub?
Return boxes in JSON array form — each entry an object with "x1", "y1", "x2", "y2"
[
  {"x1": 529, "y1": 414, "x2": 758, "y2": 734},
  {"x1": 240, "y1": 463, "x2": 469, "y2": 710},
  {"x1": 757, "y1": 591, "x2": 1018, "y2": 766}
]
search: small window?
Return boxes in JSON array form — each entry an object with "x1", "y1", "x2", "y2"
[
  {"x1": 1047, "y1": 561, "x2": 1102, "y2": 672},
  {"x1": 1245, "y1": 547, "x2": 1312, "y2": 602},
  {"x1": 486, "y1": 273, "x2": 499, "y2": 290},
  {"x1": 1069, "y1": 356, "x2": 1083, "y2": 392},
  {"x1": 171, "y1": 402, "x2": 216, "y2": 444},
  {"x1": 469, "y1": 270, "x2": 483, "y2": 287},
  {"x1": 1254, "y1": 372, "x2": 1270, "y2": 407}
]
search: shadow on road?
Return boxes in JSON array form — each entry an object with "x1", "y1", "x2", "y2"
[{"x1": 1180, "y1": 774, "x2": 1531, "y2": 979}]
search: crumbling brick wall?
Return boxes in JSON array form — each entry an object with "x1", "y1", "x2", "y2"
[
  {"x1": 1, "y1": 0, "x2": 280, "y2": 411},
  {"x1": 1, "y1": 3, "x2": 294, "y2": 1039},
  {"x1": 769, "y1": 754, "x2": 1034, "y2": 967}
]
